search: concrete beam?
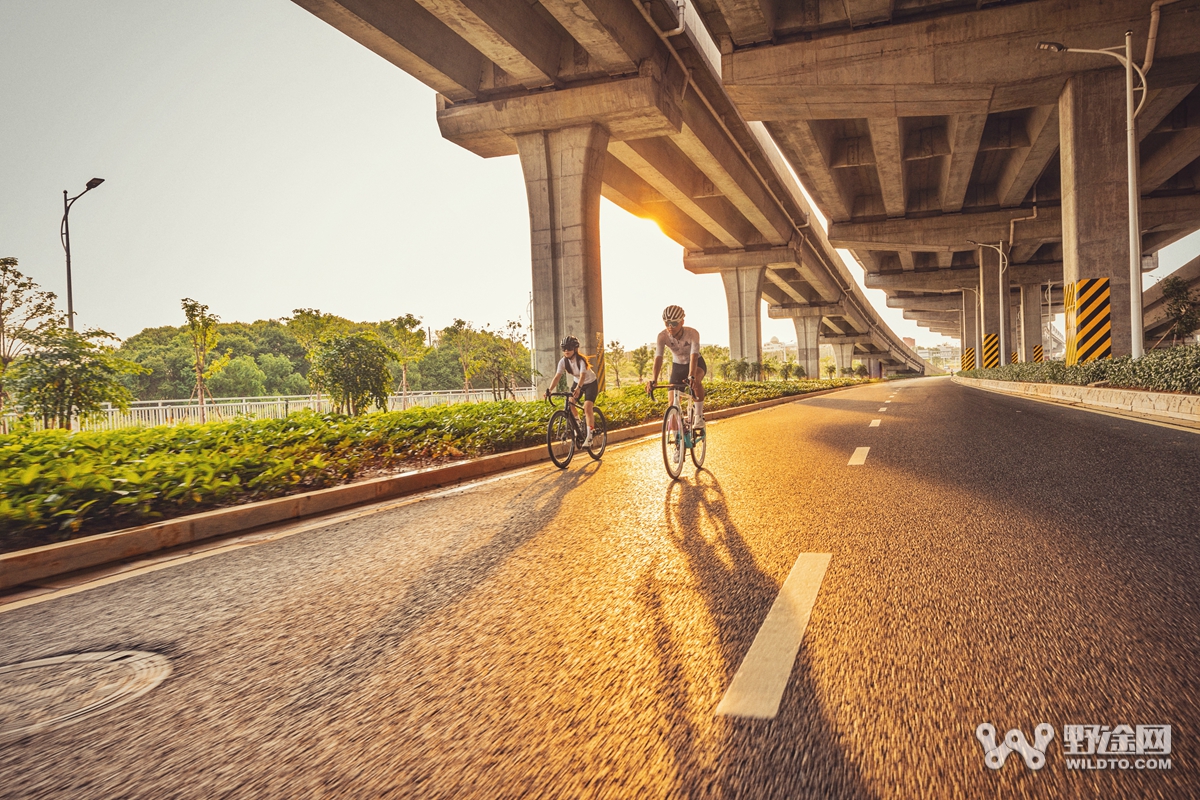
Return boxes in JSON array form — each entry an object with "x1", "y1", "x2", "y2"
[
  {"x1": 868, "y1": 117, "x2": 907, "y2": 217},
  {"x1": 997, "y1": 105, "x2": 1059, "y2": 207},
  {"x1": 829, "y1": 207, "x2": 1062, "y2": 252},
  {"x1": 409, "y1": 0, "x2": 565, "y2": 88},
  {"x1": 684, "y1": 245, "x2": 842, "y2": 302},
  {"x1": 437, "y1": 74, "x2": 683, "y2": 158},
  {"x1": 941, "y1": 114, "x2": 988, "y2": 213},
  {"x1": 764, "y1": 268, "x2": 810, "y2": 304},
  {"x1": 712, "y1": 0, "x2": 774, "y2": 46},
  {"x1": 1141, "y1": 129, "x2": 1200, "y2": 193},
  {"x1": 767, "y1": 302, "x2": 847, "y2": 319},
  {"x1": 602, "y1": 156, "x2": 719, "y2": 250},
  {"x1": 723, "y1": 0, "x2": 1200, "y2": 120},
  {"x1": 886, "y1": 295, "x2": 962, "y2": 311},
  {"x1": 608, "y1": 137, "x2": 762, "y2": 247},
  {"x1": 536, "y1": 0, "x2": 656, "y2": 73},
  {"x1": 864, "y1": 262, "x2": 1063, "y2": 290},
  {"x1": 293, "y1": 0, "x2": 486, "y2": 102},
  {"x1": 765, "y1": 121, "x2": 853, "y2": 221},
  {"x1": 674, "y1": 94, "x2": 794, "y2": 244}
]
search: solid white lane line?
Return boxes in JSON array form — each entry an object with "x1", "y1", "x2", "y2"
[
  {"x1": 716, "y1": 553, "x2": 832, "y2": 719},
  {"x1": 848, "y1": 447, "x2": 870, "y2": 465},
  {"x1": 869, "y1": 420, "x2": 881, "y2": 427}
]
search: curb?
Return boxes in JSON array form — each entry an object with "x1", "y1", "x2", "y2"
[
  {"x1": 0, "y1": 384, "x2": 861, "y2": 591},
  {"x1": 952, "y1": 376, "x2": 1200, "y2": 429}
]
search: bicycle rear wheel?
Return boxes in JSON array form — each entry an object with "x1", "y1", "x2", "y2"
[
  {"x1": 690, "y1": 417, "x2": 706, "y2": 469},
  {"x1": 547, "y1": 410, "x2": 575, "y2": 469},
  {"x1": 661, "y1": 406, "x2": 684, "y2": 479},
  {"x1": 587, "y1": 409, "x2": 608, "y2": 460}
]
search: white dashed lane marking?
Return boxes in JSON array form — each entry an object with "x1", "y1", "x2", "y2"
[
  {"x1": 878, "y1": 407, "x2": 888, "y2": 412},
  {"x1": 869, "y1": 420, "x2": 881, "y2": 427},
  {"x1": 716, "y1": 553, "x2": 832, "y2": 719},
  {"x1": 848, "y1": 447, "x2": 870, "y2": 465}
]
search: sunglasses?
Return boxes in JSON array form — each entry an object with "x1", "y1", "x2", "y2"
[{"x1": 665, "y1": 321, "x2": 682, "y2": 328}]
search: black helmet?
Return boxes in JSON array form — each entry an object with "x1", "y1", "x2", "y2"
[{"x1": 560, "y1": 335, "x2": 579, "y2": 351}]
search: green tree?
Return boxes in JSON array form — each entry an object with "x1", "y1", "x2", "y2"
[
  {"x1": 1153, "y1": 276, "x2": 1200, "y2": 348},
  {"x1": 701, "y1": 344, "x2": 730, "y2": 380},
  {"x1": 257, "y1": 353, "x2": 308, "y2": 395},
  {"x1": 311, "y1": 331, "x2": 396, "y2": 415},
  {"x1": 0, "y1": 258, "x2": 65, "y2": 428},
  {"x1": 823, "y1": 361, "x2": 837, "y2": 379},
  {"x1": 630, "y1": 344, "x2": 653, "y2": 382},
  {"x1": 208, "y1": 355, "x2": 267, "y2": 397},
  {"x1": 854, "y1": 363, "x2": 869, "y2": 378},
  {"x1": 762, "y1": 356, "x2": 781, "y2": 380},
  {"x1": 378, "y1": 314, "x2": 430, "y2": 403},
  {"x1": 287, "y1": 308, "x2": 353, "y2": 375},
  {"x1": 181, "y1": 299, "x2": 230, "y2": 421},
  {"x1": 9, "y1": 328, "x2": 146, "y2": 429},
  {"x1": 440, "y1": 319, "x2": 489, "y2": 392},
  {"x1": 606, "y1": 340, "x2": 626, "y2": 388}
]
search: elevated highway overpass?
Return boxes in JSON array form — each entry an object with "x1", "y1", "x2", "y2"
[
  {"x1": 292, "y1": 0, "x2": 928, "y2": 379},
  {"x1": 708, "y1": 0, "x2": 1200, "y2": 365}
]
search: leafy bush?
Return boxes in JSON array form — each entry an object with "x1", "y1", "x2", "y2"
[
  {"x1": 958, "y1": 345, "x2": 1200, "y2": 394},
  {"x1": 0, "y1": 378, "x2": 865, "y2": 550}
]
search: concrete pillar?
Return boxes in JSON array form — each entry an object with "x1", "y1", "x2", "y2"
[
  {"x1": 516, "y1": 124, "x2": 609, "y2": 388},
  {"x1": 720, "y1": 266, "x2": 767, "y2": 364},
  {"x1": 1059, "y1": 69, "x2": 1128, "y2": 361},
  {"x1": 792, "y1": 315, "x2": 821, "y2": 380},
  {"x1": 1008, "y1": 289, "x2": 1020, "y2": 364},
  {"x1": 961, "y1": 290, "x2": 979, "y2": 370},
  {"x1": 978, "y1": 246, "x2": 1011, "y2": 368},
  {"x1": 831, "y1": 342, "x2": 855, "y2": 376},
  {"x1": 868, "y1": 357, "x2": 882, "y2": 379},
  {"x1": 1019, "y1": 284, "x2": 1044, "y2": 363}
]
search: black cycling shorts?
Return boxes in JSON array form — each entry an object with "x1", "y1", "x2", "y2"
[
  {"x1": 574, "y1": 380, "x2": 599, "y2": 403},
  {"x1": 669, "y1": 355, "x2": 707, "y2": 385}
]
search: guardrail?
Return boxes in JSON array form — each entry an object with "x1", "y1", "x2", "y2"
[{"x1": 2, "y1": 388, "x2": 539, "y2": 432}]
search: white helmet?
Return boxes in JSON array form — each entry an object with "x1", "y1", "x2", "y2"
[{"x1": 662, "y1": 305, "x2": 685, "y2": 324}]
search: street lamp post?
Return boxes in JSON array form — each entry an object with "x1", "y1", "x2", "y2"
[
  {"x1": 60, "y1": 177, "x2": 105, "y2": 331},
  {"x1": 1037, "y1": 34, "x2": 1148, "y2": 358},
  {"x1": 968, "y1": 240, "x2": 1009, "y2": 365}
]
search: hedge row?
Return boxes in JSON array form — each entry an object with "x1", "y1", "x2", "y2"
[
  {"x1": 0, "y1": 379, "x2": 864, "y2": 551},
  {"x1": 957, "y1": 345, "x2": 1200, "y2": 395}
]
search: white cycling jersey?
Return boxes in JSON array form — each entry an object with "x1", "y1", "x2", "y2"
[
  {"x1": 556, "y1": 354, "x2": 596, "y2": 386},
  {"x1": 656, "y1": 326, "x2": 701, "y2": 365}
]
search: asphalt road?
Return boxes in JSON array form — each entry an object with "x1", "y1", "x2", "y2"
[{"x1": 2, "y1": 377, "x2": 1199, "y2": 799}]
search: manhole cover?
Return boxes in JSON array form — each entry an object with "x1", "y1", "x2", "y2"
[{"x1": 0, "y1": 651, "x2": 172, "y2": 744}]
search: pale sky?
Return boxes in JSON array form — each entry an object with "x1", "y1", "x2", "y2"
[{"x1": 3, "y1": 1, "x2": 1197, "y2": 351}]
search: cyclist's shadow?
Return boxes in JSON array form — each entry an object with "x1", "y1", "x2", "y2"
[
  {"x1": 639, "y1": 471, "x2": 873, "y2": 798},
  {"x1": 290, "y1": 462, "x2": 601, "y2": 711}
]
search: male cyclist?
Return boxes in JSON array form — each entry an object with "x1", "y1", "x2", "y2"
[
  {"x1": 647, "y1": 305, "x2": 706, "y2": 429},
  {"x1": 545, "y1": 335, "x2": 599, "y2": 446}
]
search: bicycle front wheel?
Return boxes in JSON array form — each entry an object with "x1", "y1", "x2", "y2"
[
  {"x1": 587, "y1": 409, "x2": 608, "y2": 460},
  {"x1": 547, "y1": 410, "x2": 575, "y2": 469},
  {"x1": 690, "y1": 419, "x2": 707, "y2": 469},
  {"x1": 661, "y1": 406, "x2": 684, "y2": 479}
]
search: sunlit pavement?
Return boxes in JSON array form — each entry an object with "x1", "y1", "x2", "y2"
[{"x1": 3, "y1": 378, "x2": 1199, "y2": 798}]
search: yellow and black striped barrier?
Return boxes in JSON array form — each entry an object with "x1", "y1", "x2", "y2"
[
  {"x1": 961, "y1": 347, "x2": 976, "y2": 371},
  {"x1": 1065, "y1": 278, "x2": 1112, "y2": 365},
  {"x1": 982, "y1": 333, "x2": 1000, "y2": 369},
  {"x1": 1033, "y1": 344, "x2": 1044, "y2": 363},
  {"x1": 1010, "y1": 351, "x2": 1018, "y2": 364}
]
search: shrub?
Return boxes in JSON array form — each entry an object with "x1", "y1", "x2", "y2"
[{"x1": 958, "y1": 345, "x2": 1200, "y2": 394}]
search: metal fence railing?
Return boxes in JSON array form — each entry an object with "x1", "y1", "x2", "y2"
[{"x1": 3, "y1": 387, "x2": 539, "y2": 433}]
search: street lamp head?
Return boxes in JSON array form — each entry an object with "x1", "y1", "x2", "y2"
[
  {"x1": 85, "y1": 177, "x2": 105, "y2": 190},
  {"x1": 1036, "y1": 41, "x2": 1067, "y2": 53}
]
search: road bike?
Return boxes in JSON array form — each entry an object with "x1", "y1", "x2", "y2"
[
  {"x1": 545, "y1": 391, "x2": 608, "y2": 469},
  {"x1": 648, "y1": 382, "x2": 706, "y2": 479}
]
